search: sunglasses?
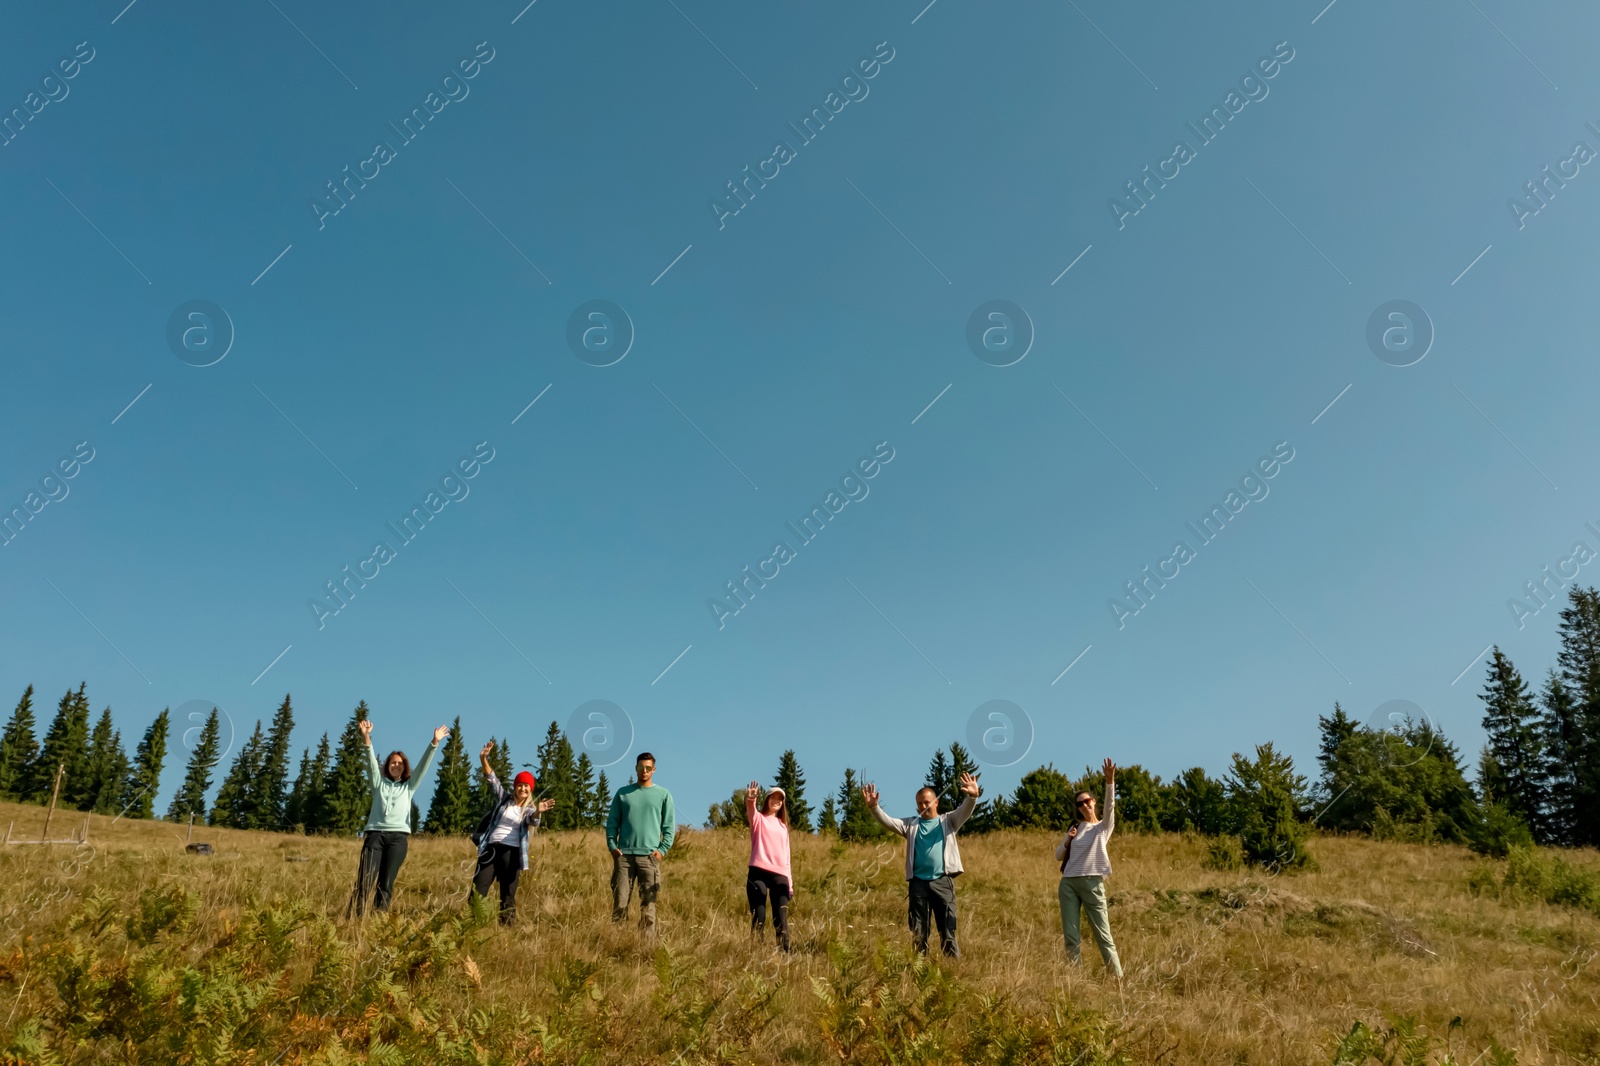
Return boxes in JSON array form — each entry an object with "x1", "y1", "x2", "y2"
[{"x1": 1075, "y1": 798, "x2": 1094, "y2": 807}]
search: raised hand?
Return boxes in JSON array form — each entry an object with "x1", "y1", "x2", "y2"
[
  {"x1": 1103, "y1": 757, "x2": 1116, "y2": 783},
  {"x1": 747, "y1": 780, "x2": 760, "y2": 802},
  {"x1": 433, "y1": 724, "x2": 450, "y2": 745},
  {"x1": 480, "y1": 741, "x2": 495, "y2": 761},
  {"x1": 358, "y1": 719, "x2": 373, "y2": 742},
  {"x1": 861, "y1": 782, "x2": 880, "y2": 808},
  {"x1": 958, "y1": 772, "x2": 981, "y2": 797},
  {"x1": 536, "y1": 797, "x2": 555, "y2": 814}
]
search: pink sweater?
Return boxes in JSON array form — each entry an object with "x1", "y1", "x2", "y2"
[{"x1": 748, "y1": 810, "x2": 792, "y2": 886}]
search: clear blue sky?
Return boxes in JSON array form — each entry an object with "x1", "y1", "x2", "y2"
[{"x1": 3, "y1": 0, "x2": 1597, "y2": 822}]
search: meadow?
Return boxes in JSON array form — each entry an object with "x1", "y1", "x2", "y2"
[{"x1": 1, "y1": 799, "x2": 1596, "y2": 1065}]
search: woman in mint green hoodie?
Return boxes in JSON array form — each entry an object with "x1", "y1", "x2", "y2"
[{"x1": 348, "y1": 717, "x2": 448, "y2": 916}]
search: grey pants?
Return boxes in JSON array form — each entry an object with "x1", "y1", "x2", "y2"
[
  {"x1": 611, "y1": 852, "x2": 661, "y2": 934},
  {"x1": 1059, "y1": 875, "x2": 1122, "y2": 976}
]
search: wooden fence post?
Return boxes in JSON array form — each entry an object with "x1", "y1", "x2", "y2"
[{"x1": 40, "y1": 763, "x2": 64, "y2": 843}]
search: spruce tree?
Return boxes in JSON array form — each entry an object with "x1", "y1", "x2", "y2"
[
  {"x1": 285, "y1": 747, "x2": 314, "y2": 830},
  {"x1": 79, "y1": 708, "x2": 129, "y2": 814},
  {"x1": 210, "y1": 720, "x2": 264, "y2": 828},
  {"x1": 121, "y1": 709, "x2": 168, "y2": 820},
  {"x1": 424, "y1": 716, "x2": 473, "y2": 834},
  {"x1": 255, "y1": 693, "x2": 295, "y2": 830},
  {"x1": 592, "y1": 770, "x2": 611, "y2": 827},
  {"x1": 319, "y1": 703, "x2": 373, "y2": 834},
  {"x1": 837, "y1": 768, "x2": 888, "y2": 842},
  {"x1": 0, "y1": 685, "x2": 38, "y2": 801},
  {"x1": 32, "y1": 684, "x2": 90, "y2": 803},
  {"x1": 166, "y1": 708, "x2": 220, "y2": 823},
  {"x1": 943, "y1": 742, "x2": 987, "y2": 822},
  {"x1": 1223, "y1": 743, "x2": 1311, "y2": 870},
  {"x1": 535, "y1": 722, "x2": 580, "y2": 830},
  {"x1": 1544, "y1": 588, "x2": 1600, "y2": 847},
  {"x1": 926, "y1": 749, "x2": 952, "y2": 802},
  {"x1": 574, "y1": 752, "x2": 597, "y2": 827},
  {"x1": 1478, "y1": 647, "x2": 1550, "y2": 841},
  {"x1": 1005, "y1": 764, "x2": 1074, "y2": 830},
  {"x1": 290, "y1": 733, "x2": 332, "y2": 831},
  {"x1": 773, "y1": 749, "x2": 812, "y2": 831},
  {"x1": 819, "y1": 794, "x2": 838, "y2": 832}
]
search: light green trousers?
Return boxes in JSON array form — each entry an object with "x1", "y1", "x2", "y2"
[{"x1": 1058, "y1": 875, "x2": 1122, "y2": 976}]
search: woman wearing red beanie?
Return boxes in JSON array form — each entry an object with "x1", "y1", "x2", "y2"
[{"x1": 471, "y1": 741, "x2": 555, "y2": 924}]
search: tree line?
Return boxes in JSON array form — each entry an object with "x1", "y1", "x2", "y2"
[
  {"x1": 3, "y1": 585, "x2": 1596, "y2": 854},
  {"x1": 703, "y1": 586, "x2": 1600, "y2": 870}
]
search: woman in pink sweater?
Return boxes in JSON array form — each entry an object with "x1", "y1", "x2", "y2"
[{"x1": 744, "y1": 780, "x2": 793, "y2": 951}]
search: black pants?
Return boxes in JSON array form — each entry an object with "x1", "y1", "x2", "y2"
[
  {"x1": 908, "y1": 875, "x2": 959, "y2": 957},
  {"x1": 355, "y1": 831, "x2": 409, "y2": 915},
  {"x1": 746, "y1": 866, "x2": 791, "y2": 950},
  {"x1": 472, "y1": 842, "x2": 522, "y2": 924}
]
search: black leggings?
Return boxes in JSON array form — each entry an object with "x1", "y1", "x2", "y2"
[
  {"x1": 472, "y1": 842, "x2": 522, "y2": 924},
  {"x1": 746, "y1": 866, "x2": 791, "y2": 950},
  {"x1": 353, "y1": 831, "x2": 409, "y2": 915}
]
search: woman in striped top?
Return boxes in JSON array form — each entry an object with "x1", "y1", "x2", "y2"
[{"x1": 1054, "y1": 757, "x2": 1123, "y2": 978}]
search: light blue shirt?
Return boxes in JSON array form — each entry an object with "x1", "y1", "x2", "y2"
[{"x1": 912, "y1": 817, "x2": 945, "y2": 879}]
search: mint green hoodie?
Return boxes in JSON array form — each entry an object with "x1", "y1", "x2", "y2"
[{"x1": 364, "y1": 740, "x2": 438, "y2": 833}]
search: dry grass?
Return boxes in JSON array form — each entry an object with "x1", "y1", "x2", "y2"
[{"x1": 1, "y1": 799, "x2": 1598, "y2": 1064}]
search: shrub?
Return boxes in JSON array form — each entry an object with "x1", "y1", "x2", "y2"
[
  {"x1": 1203, "y1": 834, "x2": 1245, "y2": 871},
  {"x1": 1224, "y1": 744, "x2": 1313, "y2": 871}
]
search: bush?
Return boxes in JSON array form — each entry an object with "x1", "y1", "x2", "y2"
[
  {"x1": 1468, "y1": 800, "x2": 1535, "y2": 858},
  {"x1": 1504, "y1": 846, "x2": 1600, "y2": 914},
  {"x1": 1202, "y1": 834, "x2": 1245, "y2": 871},
  {"x1": 1224, "y1": 743, "x2": 1313, "y2": 871}
]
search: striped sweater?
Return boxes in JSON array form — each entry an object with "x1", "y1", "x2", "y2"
[{"x1": 1055, "y1": 787, "x2": 1115, "y2": 878}]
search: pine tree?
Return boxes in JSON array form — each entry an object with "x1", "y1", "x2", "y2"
[
  {"x1": 943, "y1": 742, "x2": 987, "y2": 822},
  {"x1": 837, "y1": 768, "x2": 888, "y2": 842},
  {"x1": 1478, "y1": 647, "x2": 1550, "y2": 841},
  {"x1": 32, "y1": 684, "x2": 90, "y2": 803},
  {"x1": 819, "y1": 794, "x2": 838, "y2": 832},
  {"x1": 773, "y1": 749, "x2": 812, "y2": 831},
  {"x1": 1167, "y1": 766, "x2": 1227, "y2": 835},
  {"x1": 535, "y1": 722, "x2": 580, "y2": 830},
  {"x1": 1223, "y1": 743, "x2": 1312, "y2": 870},
  {"x1": 79, "y1": 708, "x2": 129, "y2": 815},
  {"x1": 424, "y1": 716, "x2": 473, "y2": 834},
  {"x1": 1543, "y1": 588, "x2": 1600, "y2": 847},
  {"x1": 285, "y1": 747, "x2": 314, "y2": 830},
  {"x1": 210, "y1": 720, "x2": 264, "y2": 828},
  {"x1": 121, "y1": 709, "x2": 168, "y2": 820},
  {"x1": 166, "y1": 708, "x2": 220, "y2": 823},
  {"x1": 254, "y1": 694, "x2": 295, "y2": 830},
  {"x1": 592, "y1": 770, "x2": 611, "y2": 828},
  {"x1": 926, "y1": 749, "x2": 952, "y2": 802},
  {"x1": 1005, "y1": 764, "x2": 1074, "y2": 830},
  {"x1": 319, "y1": 703, "x2": 373, "y2": 835},
  {"x1": 574, "y1": 752, "x2": 597, "y2": 827},
  {"x1": 290, "y1": 733, "x2": 332, "y2": 831},
  {"x1": 0, "y1": 685, "x2": 38, "y2": 801}
]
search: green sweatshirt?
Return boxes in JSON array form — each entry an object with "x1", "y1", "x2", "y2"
[
  {"x1": 364, "y1": 740, "x2": 437, "y2": 833},
  {"x1": 605, "y1": 783, "x2": 676, "y2": 855}
]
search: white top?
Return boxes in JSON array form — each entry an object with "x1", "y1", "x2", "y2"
[
  {"x1": 1056, "y1": 788, "x2": 1115, "y2": 878},
  {"x1": 486, "y1": 802, "x2": 532, "y2": 845}
]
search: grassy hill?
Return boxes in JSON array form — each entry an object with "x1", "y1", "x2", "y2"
[{"x1": 0, "y1": 799, "x2": 1596, "y2": 1065}]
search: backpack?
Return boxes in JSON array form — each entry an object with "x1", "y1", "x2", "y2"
[{"x1": 471, "y1": 797, "x2": 510, "y2": 849}]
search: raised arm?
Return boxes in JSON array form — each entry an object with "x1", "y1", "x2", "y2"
[
  {"x1": 745, "y1": 780, "x2": 759, "y2": 825},
  {"x1": 359, "y1": 718, "x2": 379, "y2": 784},
  {"x1": 478, "y1": 741, "x2": 504, "y2": 802},
  {"x1": 1102, "y1": 758, "x2": 1117, "y2": 835},
  {"x1": 863, "y1": 782, "x2": 910, "y2": 837},
  {"x1": 406, "y1": 724, "x2": 448, "y2": 795},
  {"x1": 947, "y1": 772, "x2": 981, "y2": 831}
]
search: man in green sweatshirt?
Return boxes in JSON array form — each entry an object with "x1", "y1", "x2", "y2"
[{"x1": 605, "y1": 752, "x2": 675, "y2": 936}]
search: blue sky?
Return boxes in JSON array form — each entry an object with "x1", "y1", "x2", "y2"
[{"x1": 3, "y1": 0, "x2": 1598, "y2": 822}]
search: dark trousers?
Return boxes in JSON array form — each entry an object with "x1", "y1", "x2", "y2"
[
  {"x1": 354, "y1": 831, "x2": 409, "y2": 915},
  {"x1": 908, "y1": 875, "x2": 959, "y2": 957},
  {"x1": 746, "y1": 866, "x2": 791, "y2": 951},
  {"x1": 471, "y1": 842, "x2": 522, "y2": 924}
]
